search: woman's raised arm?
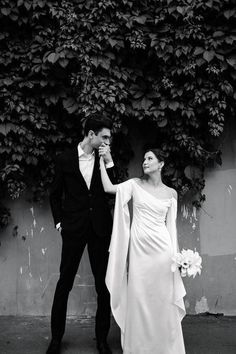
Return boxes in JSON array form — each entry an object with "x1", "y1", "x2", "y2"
[{"x1": 100, "y1": 157, "x2": 118, "y2": 194}]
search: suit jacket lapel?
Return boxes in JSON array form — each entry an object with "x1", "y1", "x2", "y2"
[{"x1": 90, "y1": 150, "x2": 99, "y2": 190}]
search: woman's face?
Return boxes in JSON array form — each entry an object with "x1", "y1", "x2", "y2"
[{"x1": 142, "y1": 151, "x2": 163, "y2": 174}]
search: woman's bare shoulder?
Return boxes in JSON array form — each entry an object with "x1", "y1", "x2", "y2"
[
  {"x1": 163, "y1": 185, "x2": 177, "y2": 200},
  {"x1": 130, "y1": 177, "x2": 141, "y2": 184},
  {"x1": 119, "y1": 177, "x2": 140, "y2": 187}
]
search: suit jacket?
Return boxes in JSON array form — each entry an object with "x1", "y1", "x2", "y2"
[{"x1": 49, "y1": 147, "x2": 114, "y2": 238}]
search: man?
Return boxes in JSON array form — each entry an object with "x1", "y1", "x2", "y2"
[{"x1": 47, "y1": 115, "x2": 115, "y2": 354}]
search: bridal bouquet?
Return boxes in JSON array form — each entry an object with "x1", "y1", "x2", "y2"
[{"x1": 171, "y1": 249, "x2": 202, "y2": 278}]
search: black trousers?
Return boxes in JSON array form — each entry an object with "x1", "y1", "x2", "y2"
[{"x1": 50, "y1": 226, "x2": 111, "y2": 342}]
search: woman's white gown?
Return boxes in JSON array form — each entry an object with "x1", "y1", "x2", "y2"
[{"x1": 106, "y1": 179, "x2": 186, "y2": 354}]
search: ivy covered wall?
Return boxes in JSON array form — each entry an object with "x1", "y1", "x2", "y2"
[{"x1": 0, "y1": 0, "x2": 236, "y2": 226}]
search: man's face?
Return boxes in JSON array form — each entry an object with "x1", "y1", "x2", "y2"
[{"x1": 90, "y1": 128, "x2": 111, "y2": 149}]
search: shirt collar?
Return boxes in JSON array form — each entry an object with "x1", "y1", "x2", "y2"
[{"x1": 78, "y1": 143, "x2": 95, "y2": 158}]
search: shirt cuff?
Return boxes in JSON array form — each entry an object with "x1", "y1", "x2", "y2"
[
  {"x1": 105, "y1": 161, "x2": 114, "y2": 169},
  {"x1": 56, "y1": 222, "x2": 61, "y2": 230}
]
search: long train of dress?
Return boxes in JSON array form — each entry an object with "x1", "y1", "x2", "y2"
[{"x1": 106, "y1": 179, "x2": 186, "y2": 354}]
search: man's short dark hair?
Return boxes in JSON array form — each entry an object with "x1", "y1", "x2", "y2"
[{"x1": 84, "y1": 114, "x2": 112, "y2": 136}]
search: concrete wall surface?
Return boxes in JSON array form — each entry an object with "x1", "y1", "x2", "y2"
[{"x1": 0, "y1": 118, "x2": 236, "y2": 316}]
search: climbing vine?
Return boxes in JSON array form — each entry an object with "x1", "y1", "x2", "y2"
[{"x1": 0, "y1": 0, "x2": 236, "y2": 227}]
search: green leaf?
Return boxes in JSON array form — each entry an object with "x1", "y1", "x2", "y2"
[
  {"x1": 194, "y1": 47, "x2": 204, "y2": 56},
  {"x1": 38, "y1": 0, "x2": 45, "y2": 8},
  {"x1": 63, "y1": 98, "x2": 79, "y2": 114},
  {"x1": 176, "y1": 6, "x2": 185, "y2": 15},
  {"x1": 224, "y1": 10, "x2": 236, "y2": 19},
  {"x1": 215, "y1": 53, "x2": 224, "y2": 61},
  {"x1": 227, "y1": 56, "x2": 236, "y2": 69},
  {"x1": 213, "y1": 31, "x2": 224, "y2": 38},
  {"x1": 3, "y1": 78, "x2": 13, "y2": 86},
  {"x1": 108, "y1": 38, "x2": 117, "y2": 47},
  {"x1": 141, "y1": 97, "x2": 153, "y2": 110},
  {"x1": 0, "y1": 124, "x2": 14, "y2": 136},
  {"x1": 130, "y1": 84, "x2": 144, "y2": 99},
  {"x1": 157, "y1": 118, "x2": 167, "y2": 127},
  {"x1": 203, "y1": 51, "x2": 215, "y2": 62},
  {"x1": 134, "y1": 15, "x2": 147, "y2": 24},
  {"x1": 184, "y1": 166, "x2": 202, "y2": 180},
  {"x1": 168, "y1": 101, "x2": 179, "y2": 111},
  {"x1": 47, "y1": 53, "x2": 60, "y2": 63},
  {"x1": 1, "y1": 8, "x2": 11, "y2": 15},
  {"x1": 59, "y1": 59, "x2": 69, "y2": 68},
  {"x1": 49, "y1": 95, "x2": 59, "y2": 104},
  {"x1": 24, "y1": 1, "x2": 31, "y2": 10}
]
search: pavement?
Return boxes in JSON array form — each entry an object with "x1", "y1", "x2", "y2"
[{"x1": 0, "y1": 314, "x2": 236, "y2": 354}]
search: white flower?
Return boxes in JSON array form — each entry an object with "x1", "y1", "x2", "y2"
[{"x1": 171, "y1": 249, "x2": 202, "y2": 279}]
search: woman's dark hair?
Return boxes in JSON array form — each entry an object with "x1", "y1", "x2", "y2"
[
  {"x1": 144, "y1": 148, "x2": 167, "y2": 163},
  {"x1": 84, "y1": 114, "x2": 112, "y2": 136}
]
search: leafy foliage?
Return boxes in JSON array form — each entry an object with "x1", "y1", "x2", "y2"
[{"x1": 0, "y1": 0, "x2": 236, "y2": 227}]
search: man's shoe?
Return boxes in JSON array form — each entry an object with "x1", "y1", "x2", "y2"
[
  {"x1": 97, "y1": 340, "x2": 112, "y2": 354},
  {"x1": 46, "y1": 339, "x2": 61, "y2": 354}
]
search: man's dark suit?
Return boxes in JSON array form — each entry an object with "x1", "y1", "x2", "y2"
[{"x1": 49, "y1": 147, "x2": 114, "y2": 343}]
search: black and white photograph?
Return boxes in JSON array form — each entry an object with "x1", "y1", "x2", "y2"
[{"x1": 0, "y1": 0, "x2": 236, "y2": 353}]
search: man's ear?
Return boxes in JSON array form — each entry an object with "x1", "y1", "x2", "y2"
[{"x1": 88, "y1": 130, "x2": 95, "y2": 139}]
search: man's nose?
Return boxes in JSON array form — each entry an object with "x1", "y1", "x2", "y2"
[{"x1": 101, "y1": 141, "x2": 110, "y2": 146}]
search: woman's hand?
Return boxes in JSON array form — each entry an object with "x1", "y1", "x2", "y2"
[{"x1": 99, "y1": 143, "x2": 113, "y2": 164}]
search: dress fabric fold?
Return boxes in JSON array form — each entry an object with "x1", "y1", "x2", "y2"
[{"x1": 106, "y1": 179, "x2": 186, "y2": 354}]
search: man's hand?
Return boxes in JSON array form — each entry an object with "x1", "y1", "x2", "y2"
[{"x1": 99, "y1": 143, "x2": 113, "y2": 165}]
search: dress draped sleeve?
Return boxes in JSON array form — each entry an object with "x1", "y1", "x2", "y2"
[
  {"x1": 105, "y1": 179, "x2": 133, "y2": 333},
  {"x1": 166, "y1": 197, "x2": 179, "y2": 255},
  {"x1": 166, "y1": 198, "x2": 186, "y2": 320}
]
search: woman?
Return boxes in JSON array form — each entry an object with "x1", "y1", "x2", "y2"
[{"x1": 99, "y1": 148, "x2": 186, "y2": 354}]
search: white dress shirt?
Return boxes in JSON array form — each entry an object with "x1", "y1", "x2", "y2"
[
  {"x1": 78, "y1": 143, "x2": 95, "y2": 189},
  {"x1": 56, "y1": 143, "x2": 114, "y2": 230}
]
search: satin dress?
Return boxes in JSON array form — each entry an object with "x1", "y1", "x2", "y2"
[{"x1": 106, "y1": 179, "x2": 186, "y2": 354}]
